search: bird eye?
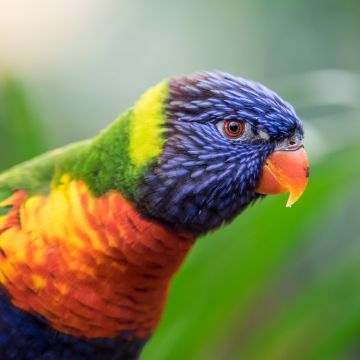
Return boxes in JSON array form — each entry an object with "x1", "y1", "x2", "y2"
[
  {"x1": 223, "y1": 120, "x2": 244, "y2": 138},
  {"x1": 216, "y1": 119, "x2": 256, "y2": 142}
]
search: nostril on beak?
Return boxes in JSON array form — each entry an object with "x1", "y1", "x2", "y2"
[{"x1": 275, "y1": 137, "x2": 303, "y2": 151}]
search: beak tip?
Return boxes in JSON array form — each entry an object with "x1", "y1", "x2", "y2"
[{"x1": 256, "y1": 147, "x2": 309, "y2": 208}]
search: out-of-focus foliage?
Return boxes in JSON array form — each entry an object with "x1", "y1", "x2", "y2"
[
  {"x1": 1, "y1": 1, "x2": 360, "y2": 359},
  {"x1": 0, "y1": 77, "x2": 46, "y2": 170}
]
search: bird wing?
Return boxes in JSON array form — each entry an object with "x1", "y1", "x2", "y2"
[{"x1": 0, "y1": 139, "x2": 91, "y2": 204}]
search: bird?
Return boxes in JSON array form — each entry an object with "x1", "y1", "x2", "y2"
[{"x1": 0, "y1": 71, "x2": 309, "y2": 360}]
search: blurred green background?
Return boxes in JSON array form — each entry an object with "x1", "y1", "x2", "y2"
[{"x1": 1, "y1": 0, "x2": 360, "y2": 359}]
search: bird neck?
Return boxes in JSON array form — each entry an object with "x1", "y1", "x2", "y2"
[{"x1": 69, "y1": 80, "x2": 169, "y2": 201}]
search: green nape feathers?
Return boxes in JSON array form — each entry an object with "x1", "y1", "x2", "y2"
[{"x1": 0, "y1": 80, "x2": 169, "y2": 202}]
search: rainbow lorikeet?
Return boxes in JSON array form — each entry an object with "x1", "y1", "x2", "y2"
[{"x1": 0, "y1": 72, "x2": 308, "y2": 359}]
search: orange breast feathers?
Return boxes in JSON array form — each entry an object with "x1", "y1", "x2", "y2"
[{"x1": 0, "y1": 175, "x2": 194, "y2": 339}]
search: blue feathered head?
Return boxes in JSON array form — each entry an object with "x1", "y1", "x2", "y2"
[{"x1": 137, "y1": 72, "x2": 308, "y2": 235}]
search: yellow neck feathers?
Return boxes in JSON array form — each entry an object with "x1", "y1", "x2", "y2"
[{"x1": 129, "y1": 80, "x2": 169, "y2": 167}]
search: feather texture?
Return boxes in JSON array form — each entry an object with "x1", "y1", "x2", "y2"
[
  {"x1": 0, "y1": 71, "x2": 305, "y2": 358},
  {"x1": 0, "y1": 176, "x2": 193, "y2": 358}
]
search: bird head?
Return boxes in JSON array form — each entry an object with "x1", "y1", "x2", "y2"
[{"x1": 131, "y1": 72, "x2": 309, "y2": 235}]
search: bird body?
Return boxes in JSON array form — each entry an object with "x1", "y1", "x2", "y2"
[{"x1": 0, "y1": 72, "x2": 308, "y2": 359}]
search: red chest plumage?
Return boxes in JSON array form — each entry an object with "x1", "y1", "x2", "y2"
[{"x1": 0, "y1": 178, "x2": 194, "y2": 340}]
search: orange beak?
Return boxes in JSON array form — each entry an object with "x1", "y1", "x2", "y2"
[{"x1": 255, "y1": 147, "x2": 309, "y2": 207}]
